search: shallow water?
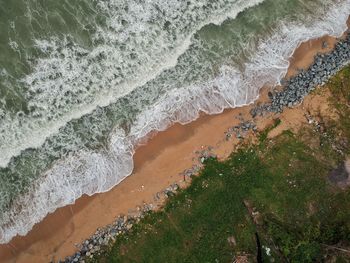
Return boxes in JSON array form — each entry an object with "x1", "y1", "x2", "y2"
[{"x1": 0, "y1": 0, "x2": 349, "y2": 243}]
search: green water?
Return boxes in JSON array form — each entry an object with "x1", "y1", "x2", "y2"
[{"x1": 0, "y1": 0, "x2": 349, "y2": 244}]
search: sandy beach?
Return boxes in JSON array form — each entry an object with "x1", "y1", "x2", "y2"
[{"x1": 0, "y1": 26, "x2": 348, "y2": 263}]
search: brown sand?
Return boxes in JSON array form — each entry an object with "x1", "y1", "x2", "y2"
[{"x1": 0, "y1": 31, "x2": 348, "y2": 263}]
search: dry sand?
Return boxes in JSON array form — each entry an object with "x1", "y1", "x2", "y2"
[{"x1": 0, "y1": 32, "x2": 348, "y2": 263}]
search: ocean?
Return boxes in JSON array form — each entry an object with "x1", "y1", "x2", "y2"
[{"x1": 0, "y1": 0, "x2": 349, "y2": 243}]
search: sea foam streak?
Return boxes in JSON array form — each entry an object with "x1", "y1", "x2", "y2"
[
  {"x1": 0, "y1": 0, "x2": 349, "y2": 244},
  {"x1": 0, "y1": 0, "x2": 264, "y2": 168}
]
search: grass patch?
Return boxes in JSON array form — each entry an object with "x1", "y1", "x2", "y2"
[{"x1": 259, "y1": 118, "x2": 282, "y2": 142}]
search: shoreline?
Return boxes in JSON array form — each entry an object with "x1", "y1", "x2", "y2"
[{"x1": 1, "y1": 27, "x2": 349, "y2": 263}]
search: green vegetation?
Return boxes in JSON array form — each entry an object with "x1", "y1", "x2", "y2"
[
  {"x1": 328, "y1": 66, "x2": 350, "y2": 145},
  {"x1": 93, "y1": 66, "x2": 350, "y2": 262},
  {"x1": 259, "y1": 117, "x2": 281, "y2": 142}
]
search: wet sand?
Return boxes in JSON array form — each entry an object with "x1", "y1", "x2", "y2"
[{"x1": 0, "y1": 31, "x2": 348, "y2": 263}]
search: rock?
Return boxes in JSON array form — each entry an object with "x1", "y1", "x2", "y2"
[
  {"x1": 227, "y1": 236, "x2": 237, "y2": 247},
  {"x1": 165, "y1": 190, "x2": 175, "y2": 197},
  {"x1": 250, "y1": 108, "x2": 257, "y2": 118},
  {"x1": 250, "y1": 37, "x2": 350, "y2": 117},
  {"x1": 171, "y1": 183, "x2": 179, "y2": 191}
]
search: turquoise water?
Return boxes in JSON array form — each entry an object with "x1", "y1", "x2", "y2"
[{"x1": 0, "y1": 0, "x2": 349, "y2": 243}]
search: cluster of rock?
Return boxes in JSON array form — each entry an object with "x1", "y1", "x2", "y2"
[
  {"x1": 60, "y1": 215, "x2": 137, "y2": 263},
  {"x1": 177, "y1": 147, "x2": 217, "y2": 182},
  {"x1": 154, "y1": 183, "x2": 180, "y2": 200},
  {"x1": 251, "y1": 34, "x2": 350, "y2": 117},
  {"x1": 59, "y1": 186, "x2": 180, "y2": 263},
  {"x1": 198, "y1": 149, "x2": 217, "y2": 164},
  {"x1": 225, "y1": 121, "x2": 257, "y2": 140},
  {"x1": 181, "y1": 164, "x2": 201, "y2": 179}
]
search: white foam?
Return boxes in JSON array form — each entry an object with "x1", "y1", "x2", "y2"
[
  {"x1": 1, "y1": 0, "x2": 349, "y2": 244},
  {"x1": 0, "y1": 0, "x2": 264, "y2": 168}
]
